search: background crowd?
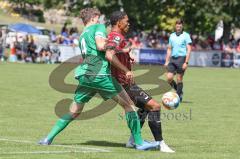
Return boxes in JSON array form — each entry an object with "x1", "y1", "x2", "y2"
[{"x1": 1, "y1": 22, "x2": 240, "y2": 64}]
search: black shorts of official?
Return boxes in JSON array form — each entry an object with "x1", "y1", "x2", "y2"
[
  {"x1": 167, "y1": 56, "x2": 186, "y2": 74},
  {"x1": 123, "y1": 84, "x2": 152, "y2": 110}
]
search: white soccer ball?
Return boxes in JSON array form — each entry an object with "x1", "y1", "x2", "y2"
[{"x1": 162, "y1": 92, "x2": 180, "y2": 110}]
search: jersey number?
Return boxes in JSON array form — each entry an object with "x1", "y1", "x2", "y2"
[{"x1": 80, "y1": 38, "x2": 87, "y2": 55}]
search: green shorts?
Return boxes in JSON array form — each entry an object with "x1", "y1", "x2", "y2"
[{"x1": 74, "y1": 75, "x2": 122, "y2": 104}]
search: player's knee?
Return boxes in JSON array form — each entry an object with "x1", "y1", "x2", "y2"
[
  {"x1": 150, "y1": 106, "x2": 160, "y2": 111},
  {"x1": 124, "y1": 105, "x2": 135, "y2": 112},
  {"x1": 167, "y1": 74, "x2": 174, "y2": 83},
  {"x1": 177, "y1": 75, "x2": 183, "y2": 82},
  {"x1": 70, "y1": 102, "x2": 84, "y2": 115},
  {"x1": 70, "y1": 112, "x2": 80, "y2": 119},
  {"x1": 146, "y1": 103, "x2": 161, "y2": 111}
]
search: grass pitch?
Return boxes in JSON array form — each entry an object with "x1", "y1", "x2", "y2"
[{"x1": 0, "y1": 63, "x2": 239, "y2": 159}]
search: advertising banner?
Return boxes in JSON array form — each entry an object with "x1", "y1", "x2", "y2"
[
  {"x1": 130, "y1": 49, "x2": 140, "y2": 63},
  {"x1": 139, "y1": 48, "x2": 166, "y2": 64},
  {"x1": 221, "y1": 53, "x2": 234, "y2": 67},
  {"x1": 58, "y1": 45, "x2": 81, "y2": 62},
  {"x1": 233, "y1": 53, "x2": 240, "y2": 68},
  {"x1": 189, "y1": 51, "x2": 221, "y2": 67}
]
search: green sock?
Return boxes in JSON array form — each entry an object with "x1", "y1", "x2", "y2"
[
  {"x1": 125, "y1": 111, "x2": 143, "y2": 145},
  {"x1": 46, "y1": 114, "x2": 73, "y2": 141}
]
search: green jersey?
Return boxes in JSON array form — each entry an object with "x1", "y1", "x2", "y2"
[{"x1": 75, "y1": 24, "x2": 110, "y2": 78}]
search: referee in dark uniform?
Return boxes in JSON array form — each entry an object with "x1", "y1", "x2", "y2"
[{"x1": 164, "y1": 19, "x2": 192, "y2": 102}]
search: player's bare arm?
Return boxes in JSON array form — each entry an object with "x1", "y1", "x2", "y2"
[
  {"x1": 182, "y1": 44, "x2": 192, "y2": 70},
  {"x1": 95, "y1": 36, "x2": 107, "y2": 51},
  {"x1": 165, "y1": 45, "x2": 172, "y2": 67}
]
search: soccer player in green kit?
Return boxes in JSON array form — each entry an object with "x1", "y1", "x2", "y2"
[{"x1": 38, "y1": 8, "x2": 156, "y2": 150}]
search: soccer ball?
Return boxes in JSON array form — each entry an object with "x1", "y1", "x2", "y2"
[{"x1": 162, "y1": 92, "x2": 180, "y2": 110}]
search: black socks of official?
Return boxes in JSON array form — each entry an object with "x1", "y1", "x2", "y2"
[{"x1": 177, "y1": 82, "x2": 183, "y2": 96}]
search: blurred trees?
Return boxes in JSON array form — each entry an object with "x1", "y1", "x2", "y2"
[
  {"x1": 8, "y1": 0, "x2": 240, "y2": 40},
  {"x1": 65, "y1": 0, "x2": 240, "y2": 39},
  {"x1": 8, "y1": 0, "x2": 42, "y2": 8}
]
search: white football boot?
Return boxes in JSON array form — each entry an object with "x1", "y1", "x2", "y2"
[{"x1": 158, "y1": 140, "x2": 175, "y2": 153}]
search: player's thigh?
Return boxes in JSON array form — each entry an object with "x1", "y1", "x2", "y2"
[
  {"x1": 112, "y1": 88, "x2": 135, "y2": 112},
  {"x1": 74, "y1": 84, "x2": 97, "y2": 104},
  {"x1": 125, "y1": 84, "x2": 154, "y2": 110},
  {"x1": 167, "y1": 62, "x2": 176, "y2": 80},
  {"x1": 176, "y1": 56, "x2": 186, "y2": 75},
  {"x1": 167, "y1": 61, "x2": 177, "y2": 75},
  {"x1": 145, "y1": 99, "x2": 161, "y2": 111},
  {"x1": 96, "y1": 76, "x2": 123, "y2": 100}
]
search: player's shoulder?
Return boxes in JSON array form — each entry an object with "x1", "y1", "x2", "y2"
[
  {"x1": 183, "y1": 31, "x2": 190, "y2": 36},
  {"x1": 89, "y1": 24, "x2": 106, "y2": 31},
  {"x1": 169, "y1": 32, "x2": 176, "y2": 37},
  {"x1": 108, "y1": 32, "x2": 124, "y2": 39},
  {"x1": 108, "y1": 32, "x2": 124, "y2": 43},
  {"x1": 95, "y1": 23, "x2": 105, "y2": 28}
]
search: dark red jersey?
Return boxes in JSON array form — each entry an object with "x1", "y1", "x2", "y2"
[{"x1": 106, "y1": 31, "x2": 132, "y2": 86}]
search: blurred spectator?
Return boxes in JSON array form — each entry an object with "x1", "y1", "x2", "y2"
[
  {"x1": 56, "y1": 35, "x2": 64, "y2": 44},
  {"x1": 61, "y1": 23, "x2": 69, "y2": 38},
  {"x1": 61, "y1": 22, "x2": 68, "y2": 35},
  {"x1": 224, "y1": 42, "x2": 234, "y2": 53},
  {"x1": 50, "y1": 30, "x2": 57, "y2": 43},
  {"x1": 69, "y1": 27, "x2": 79, "y2": 37},
  {"x1": 9, "y1": 41, "x2": 17, "y2": 62},
  {"x1": 39, "y1": 44, "x2": 52, "y2": 64},
  {"x1": 129, "y1": 36, "x2": 142, "y2": 49},
  {"x1": 61, "y1": 28, "x2": 69, "y2": 38},
  {"x1": 0, "y1": 31, "x2": 3, "y2": 61},
  {"x1": 15, "y1": 35, "x2": 28, "y2": 62},
  {"x1": 27, "y1": 36, "x2": 37, "y2": 63},
  {"x1": 0, "y1": 29, "x2": 7, "y2": 61},
  {"x1": 236, "y1": 40, "x2": 240, "y2": 53},
  {"x1": 213, "y1": 39, "x2": 223, "y2": 50},
  {"x1": 207, "y1": 35, "x2": 215, "y2": 49}
]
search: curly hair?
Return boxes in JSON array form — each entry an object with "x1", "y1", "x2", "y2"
[
  {"x1": 80, "y1": 8, "x2": 101, "y2": 25},
  {"x1": 110, "y1": 11, "x2": 127, "y2": 26}
]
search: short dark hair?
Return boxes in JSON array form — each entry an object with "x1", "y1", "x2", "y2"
[
  {"x1": 80, "y1": 8, "x2": 101, "y2": 25},
  {"x1": 110, "y1": 11, "x2": 127, "y2": 26},
  {"x1": 176, "y1": 19, "x2": 184, "y2": 25}
]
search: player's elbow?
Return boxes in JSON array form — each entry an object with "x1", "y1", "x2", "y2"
[
  {"x1": 96, "y1": 44, "x2": 105, "y2": 51},
  {"x1": 95, "y1": 37, "x2": 106, "y2": 51}
]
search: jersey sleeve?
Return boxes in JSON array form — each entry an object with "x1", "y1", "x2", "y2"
[
  {"x1": 95, "y1": 24, "x2": 107, "y2": 39},
  {"x1": 185, "y1": 33, "x2": 192, "y2": 44},
  {"x1": 106, "y1": 33, "x2": 123, "y2": 52}
]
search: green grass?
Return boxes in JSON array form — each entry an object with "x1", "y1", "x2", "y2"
[{"x1": 0, "y1": 63, "x2": 240, "y2": 159}]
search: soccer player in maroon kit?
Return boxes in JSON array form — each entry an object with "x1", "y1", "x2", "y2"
[{"x1": 105, "y1": 11, "x2": 175, "y2": 153}]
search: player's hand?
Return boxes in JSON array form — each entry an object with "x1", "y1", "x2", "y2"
[
  {"x1": 164, "y1": 62, "x2": 169, "y2": 68},
  {"x1": 130, "y1": 58, "x2": 135, "y2": 65},
  {"x1": 122, "y1": 47, "x2": 131, "y2": 53},
  {"x1": 126, "y1": 71, "x2": 134, "y2": 84},
  {"x1": 182, "y1": 63, "x2": 188, "y2": 70}
]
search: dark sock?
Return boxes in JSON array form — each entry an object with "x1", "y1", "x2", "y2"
[
  {"x1": 177, "y1": 82, "x2": 183, "y2": 96},
  {"x1": 170, "y1": 80, "x2": 177, "y2": 91},
  {"x1": 148, "y1": 111, "x2": 163, "y2": 141},
  {"x1": 137, "y1": 109, "x2": 149, "y2": 128}
]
